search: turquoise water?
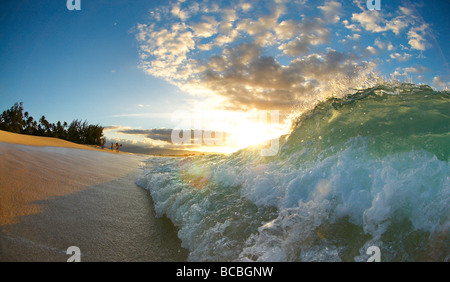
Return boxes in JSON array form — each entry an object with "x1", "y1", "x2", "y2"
[{"x1": 136, "y1": 83, "x2": 449, "y2": 261}]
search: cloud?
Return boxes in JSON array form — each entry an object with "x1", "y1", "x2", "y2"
[
  {"x1": 191, "y1": 16, "x2": 219, "y2": 38},
  {"x1": 391, "y1": 65, "x2": 431, "y2": 80},
  {"x1": 170, "y1": 3, "x2": 190, "y2": 21},
  {"x1": 198, "y1": 46, "x2": 374, "y2": 111},
  {"x1": 318, "y1": 0, "x2": 342, "y2": 24},
  {"x1": 104, "y1": 135, "x2": 210, "y2": 155},
  {"x1": 399, "y1": 6, "x2": 414, "y2": 16},
  {"x1": 342, "y1": 19, "x2": 361, "y2": 32},
  {"x1": 351, "y1": 11, "x2": 387, "y2": 33},
  {"x1": 351, "y1": 10, "x2": 411, "y2": 35},
  {"x1": 103, "y1": 125, "x2": 133, "y2": 132},
  {"x1": 403, "y1": 65, "x2": 430, "y2": 75},
  {"x1": 407, "y1": 23, "x2": 429, "y2": 51},
  {"x1": 120, "y1": 128, "x2": 173, "y2": 143},
  {"x1": 135, "y1": 0, "x2": 435, "y2": 115},
  {"x1": 365, "y1": 45, "x2": 378, "y2": 56},
  {"x1": 432, "y1": 76, "x2": 449, "y2": 90},
  {"x1": 374, "y1": 39, "x2": 393, "y2": 51},
  {"x1": 350, "y1": 5, "x2": 431, "y2": 51},
  {"x1": 117, "y1": 127, "x2": 229, "y2": 147},
  {"x1": 389, "y1": 52, "x2": 412, "y2": 62},
  {"x1": 278, "y1": 18, "x2": 330, "y2": 57},
  {"x1": 136, "y1": 22, "x2": 196, "y2": 80},
  {"x1": 347, "y1": 33, "x2": 360, "y2": 41}
]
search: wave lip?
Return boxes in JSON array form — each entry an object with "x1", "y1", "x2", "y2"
[{"x1": 136, "y1": 83, "x2": 450, "y2": 261}]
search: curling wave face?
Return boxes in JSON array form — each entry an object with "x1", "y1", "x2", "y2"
[{"x1": 136, "y1": 83, "x2": 450, "y2": 261}]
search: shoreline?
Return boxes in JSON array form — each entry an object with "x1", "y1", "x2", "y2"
[
  {"x1": 0, "y1": 130, "x2": 113, "y2": 153},
  {"x1": 0, "y1": 131, "x2": 188, "y2": 261},
  {"x1": 0, "y1": 130, "x2": 216, "y2": 158}
]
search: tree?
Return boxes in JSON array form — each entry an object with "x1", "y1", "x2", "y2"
[
  {"x1": 54, "y1": 121, "x2": 67, "y2": 139},
  {"x1": 39, "y1": 115, "x2": 53, "y2": 137},
  {"x1": 0, "y1": 102, "x2": 26, "y2": 133},
  {"x1": 67, "y1": 119, "x2": 82, "y2": 143},
  {"x1": 23, "y1": 114, "x2": 37, "y2": 135},
  {"x1": 1, "y1": 102, "x2": 104, "y2": 146},
  {"x1": 85, "y1": 124, "x2": 104, "y2": 145}
]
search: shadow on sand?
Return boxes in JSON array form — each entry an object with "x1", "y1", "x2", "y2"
[{"x1": 0, "y1": 170, "x2": 188, "y2": 262}]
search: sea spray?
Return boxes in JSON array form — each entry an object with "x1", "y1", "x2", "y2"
[{"x1": 136, "y1": 83, "x2": 449, "y2": 261}]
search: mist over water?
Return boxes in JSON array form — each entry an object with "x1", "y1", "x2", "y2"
[{"x1": 136, "y1": 83, "x2": 449, "y2": 261}]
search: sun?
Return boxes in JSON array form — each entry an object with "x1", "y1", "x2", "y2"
[
  {"x1": 229, "y1": 120, "x2": 281, "y2": 150},
  {"x1": 194, "y1": 109, "x2": 290, "y2": 153}
]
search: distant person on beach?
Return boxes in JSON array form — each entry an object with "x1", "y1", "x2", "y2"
[
  {"x1": 115, "y1": 143, "x2": 122, "y2": 152},
  {"x1": 110, "y1": 143, "x2": 114, "y2": 150}
]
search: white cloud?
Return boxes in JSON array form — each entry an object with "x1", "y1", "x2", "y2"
[
  {"x1": 351, "y1": 10, "x2": 413, "y2": 36},
  {"x1": 188, "y1": 2, "x2": 199, "y2": 14},
  {"x1": 318, "y1": 0, "x2": 342, "y2": 24},
  {"x1": 343, "y1": 19, "x2": 361, "y2": 32},
  {"x1": 279, "y1": 37, "x2": 312, "y2": 56},
  {"x1": 136, "y1": 23, "x2": 196, "y2": 81},
  {"x1": 240, "y1": 1, "x2": 252, "y2": 12},
  {"x1": 389, "y1": 52, "x2": 412, "y2": 62},
  {"x1": 274, "y1": 20, "x2": 301, "y2": 40},
  {"x1": 221, "y1": 8, "x2": 237, "y2": 23},
  {"x1": 351, "y1": 5, "x2": 430, "y2": 52},
  {"x1": 432, "y1": 76, "x2": 449, "y2": 90},
  {"x1": 392, "y1": 65, "x2": 430, "y2": 78},
  {"x1": 399, "y1": 6, "x2": 414, "y2": 16},
  {"x1": 351, "y1": 11, "x2": 387, "y2": 33},
  {"x1": 352, "y1": 0, "x2": 366, "y2": 11},
  {"x1": 170, "y1": 3, "x2": 190, "y2": 21},
  {"x1": 387, "y1": 42, "x2": 394, "y2": 51},
  {"x1": 374, "y1": 39, "x2": 386, "y2": 49},
  {"x1": 407, "y1": 24, "x2": 429, "y2": 51},
  {"x1": 346, "y1": 33, "x2": 360, "y2": 41},
  {"x1": 403, "y1": 66, "x2": 429, "y2": 74},
  {"x1": 365, "y1": 45, "x2": 377, "y2": 56},
  {"x1": 191, "y1": 16, "x2": 218, "y2": 38}
]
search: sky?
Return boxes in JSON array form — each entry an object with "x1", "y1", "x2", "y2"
[{"x1": 0, "y1": 0, "x2": 449, "y2": 154}]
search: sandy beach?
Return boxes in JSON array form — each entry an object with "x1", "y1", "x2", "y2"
[{"x1": 0, "y1": 130, "x2": 188, "y2": 261}]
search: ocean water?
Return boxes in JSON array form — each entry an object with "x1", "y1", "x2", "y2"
[{"x1": 136, "y1": 83, "x2": 449, "y2": 261}]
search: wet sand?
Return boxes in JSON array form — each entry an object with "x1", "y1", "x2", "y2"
[{"x1": 0, "y1": 132, "x2": 188, "y2": 261}]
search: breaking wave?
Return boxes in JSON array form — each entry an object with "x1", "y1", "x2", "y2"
[{"x1": 136, "y1": 83, "x2": 449, "y2": 261}]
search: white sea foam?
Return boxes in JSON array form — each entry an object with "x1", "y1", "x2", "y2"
[{"x1": 136, "y1": 137, "x2": 449, "y2": 261}]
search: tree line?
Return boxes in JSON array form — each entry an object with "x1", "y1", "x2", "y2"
[{"x1": 0, "y1": 102, "x2": 104, "y2": 146}]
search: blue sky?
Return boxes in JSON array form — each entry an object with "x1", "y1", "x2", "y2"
[
  {"x1": 0, "y1": 0, "x2": 182, "y2": 129},
  {"x1": 0, "y1": 0, "x2": 449, "y2": 152}
]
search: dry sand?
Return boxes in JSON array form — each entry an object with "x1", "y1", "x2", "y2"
[
  {"x1": 0, "y1": 130, "x2": 188, "y2": 261},
  {"x1": 0, "y1": 130, "x2": 110, "y2": 152}
]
